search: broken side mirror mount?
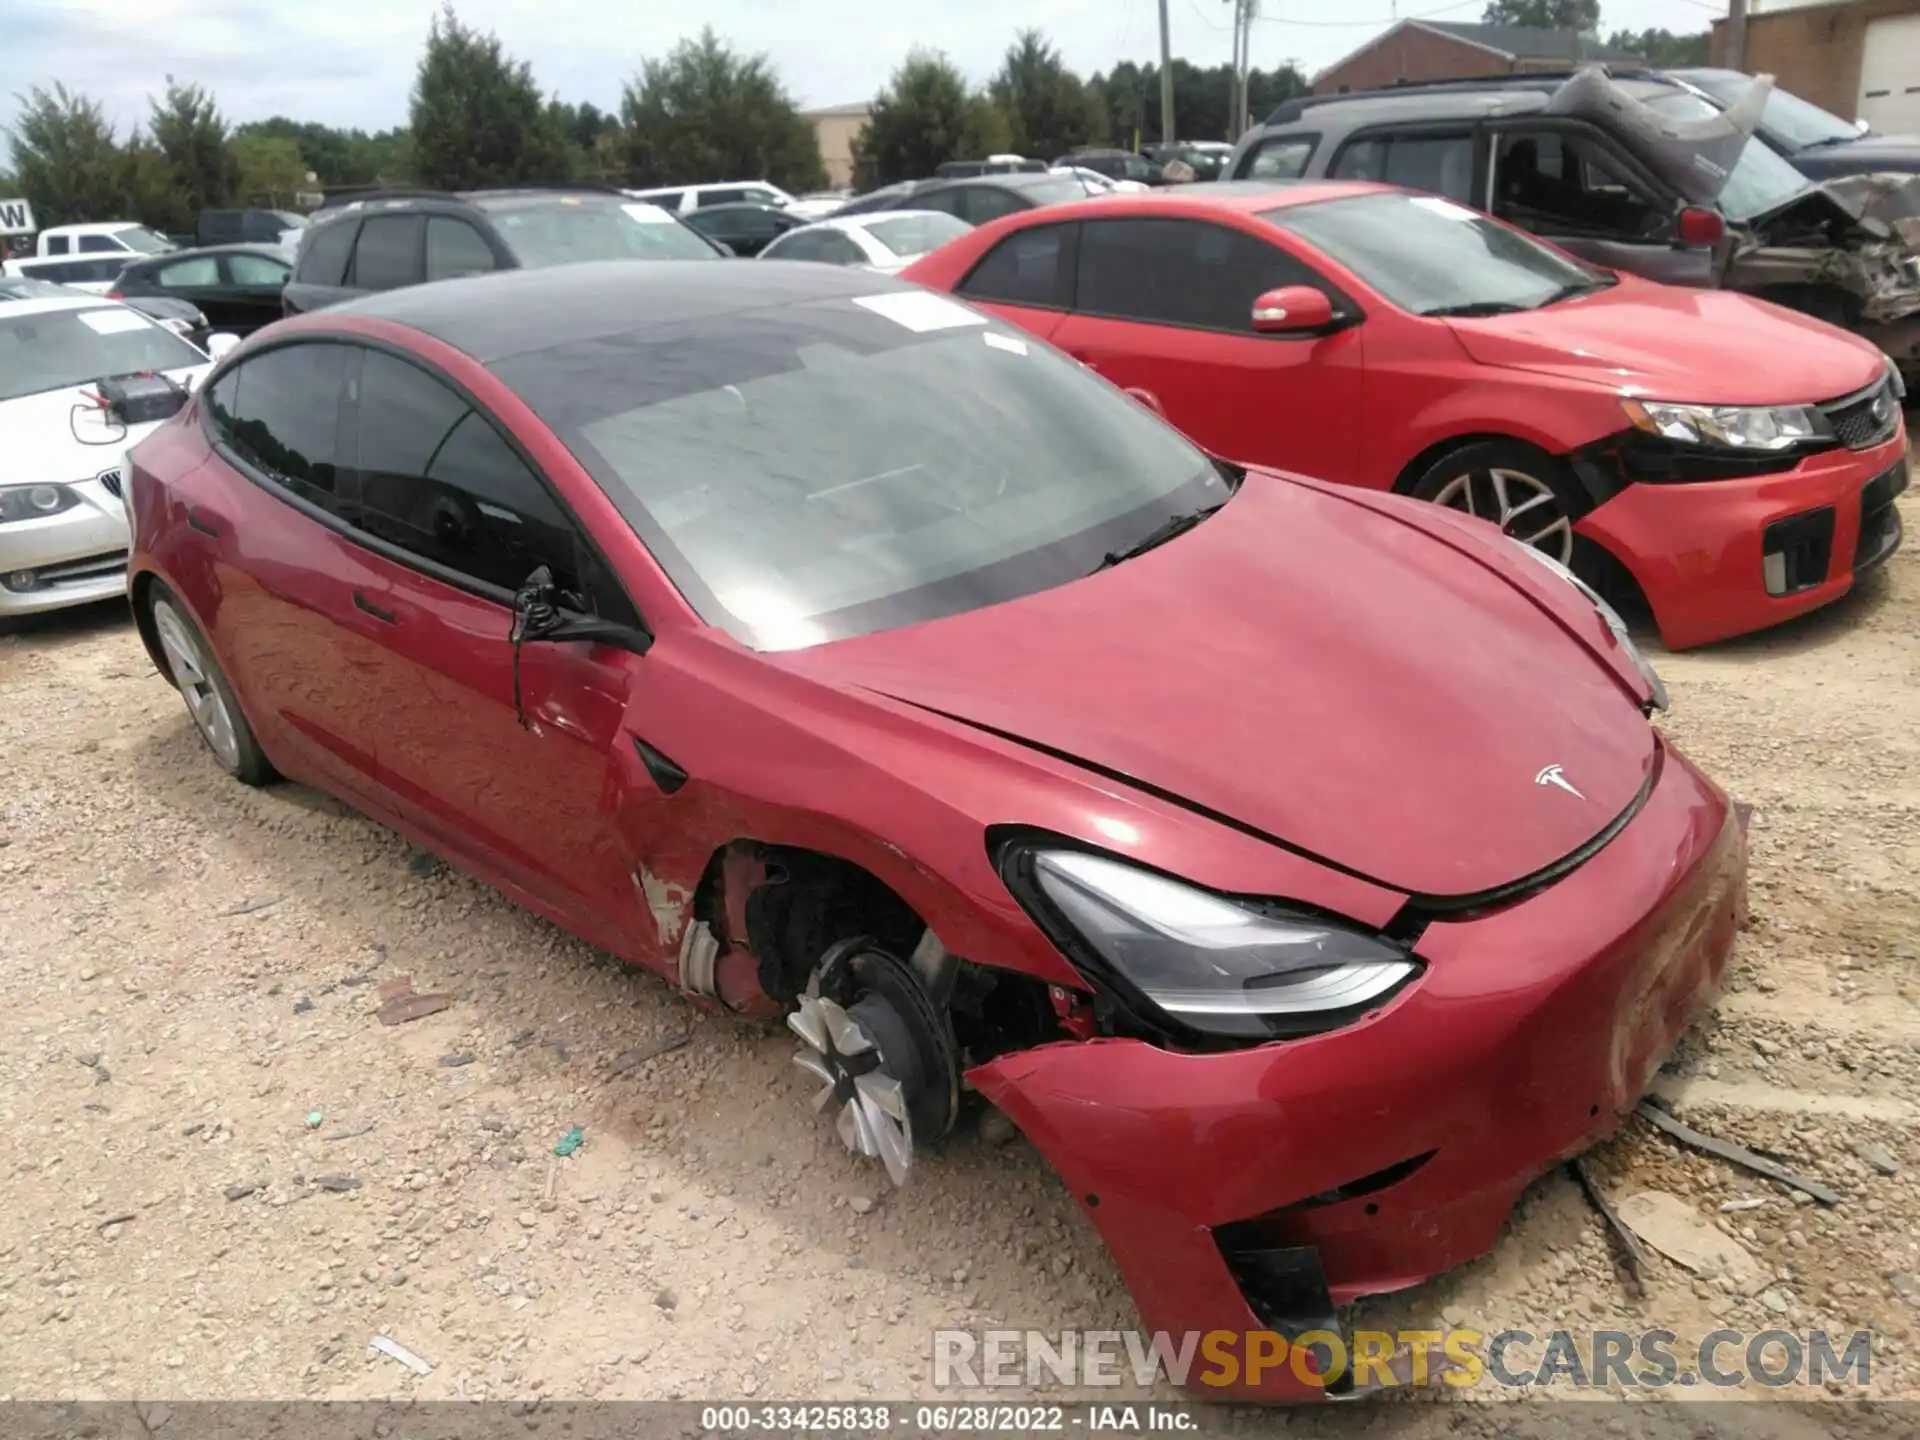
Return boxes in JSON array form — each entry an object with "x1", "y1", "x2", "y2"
[{"x1": 1675, "y1": 205, "x2": 1727, "y2": 249}]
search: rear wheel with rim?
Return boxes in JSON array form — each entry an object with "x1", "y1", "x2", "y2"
[
  {"x1": 148, "y1": 586, "x2": 275, "y2": 785},
  {"x1": 1408, "y1": 440, "x2": 1581, "y2": 566}
]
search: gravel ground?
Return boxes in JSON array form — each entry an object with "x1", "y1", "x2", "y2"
[{"x1": 0, "y1": 485, "x2": 1914, "y2": 1432}]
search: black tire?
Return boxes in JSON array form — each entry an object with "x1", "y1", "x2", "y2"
[
  {"x1": 145, "y1": 584, "x2": 276, "y2": 786},
  {"x1": 1407, "y1": 439, "x2": 1584, "y2": 566}
]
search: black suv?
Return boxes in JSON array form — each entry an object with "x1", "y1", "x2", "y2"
[{"x1": 283, "y1": 187, "x2": 721, "y2": 315}]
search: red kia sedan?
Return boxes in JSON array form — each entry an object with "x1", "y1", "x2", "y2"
[
  {"x1": 126, "y1": 262, "x2": 1745, "y2": 1401},
  {"x1": 904, "y1": 181, "x2": 1908, "y2": 649}
]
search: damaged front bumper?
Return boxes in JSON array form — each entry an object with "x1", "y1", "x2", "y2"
[{"x1": 969, "y1": 739, "x2": 1747, "y2": 1403}]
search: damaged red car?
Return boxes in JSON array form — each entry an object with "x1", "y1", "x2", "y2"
[{"x1": 125, "y1": 261, "x2": 1747, "y2": 1402}]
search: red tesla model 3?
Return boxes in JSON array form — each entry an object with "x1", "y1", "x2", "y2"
[
  {"x1": 126, "y1": 261, "x2": 1746, "y2": 1401},
  {"x1": 903, "y1": 181, "x2": 1907, "y2": 649}
]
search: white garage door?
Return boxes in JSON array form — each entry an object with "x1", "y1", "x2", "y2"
[{"x1": 1860, "y1": 13, "x2": 1920, "y2": 133}]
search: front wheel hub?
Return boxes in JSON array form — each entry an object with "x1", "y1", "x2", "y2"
[{"x1": 788, "y1": 941, "x2": 959, "y2": 1186}]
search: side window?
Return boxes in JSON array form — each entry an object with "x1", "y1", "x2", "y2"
[
  {"x1": 699, "y1": 188, "x2": 747, "y2": 207},
  {"x1": 1076, "y1": 218, "x2": 1332, "y2": 334},
  {"x1": 1492, "y1": 130, "x2": 1668, "y2": 241},
  {"x1": 959, "y1": 187, "x2": 1026, "y2": 225},
  {"x1": 1332, "y1": 133, "x2": 1475, "y2": 203},
  {"x1": 348, "y1": 215, "x2": 424, "y2": 290},
  {"x1": 913, "y1": 189, "x2": 966, "y2": 219},
  {"x1": 764, "y1": 231, "x2": 825, "y2": 262},
  {"x1": 425, "y1": 217, "x2": 497, "y2": 281},
  {"x1": 297, "y1": 220, "x2": 358, "y2": 285},
  {"x1": 816, "y1": 232, "x2": 867, "y2": 265},
  {"x1": 79, "y1": 234, "x2": 121, "y2": 253},
  {"x1": 646, "y1": 190, "x2": 684, "y2": 211},
  {"x1": 348, "y1": 351, "x2": 620, "y2": 612},
  {"x1": 158, "y1": 257, "x2": 220, "y2": 288},
  {"x1": 210, "y1": 343, "x2": 352, "y2": 514},
  {"x1": 226, "y1": 253, "x2": 291, "y2": 286},
  {"x1": 46, "y1": 235, "x2": 70, "y2": 255},
  {"x1": 1246, "y1": 137, "x2": 1316, "y2": 180},
  {"x1": 957, "y1": 224, "x2": 1074, "y2": 308}
]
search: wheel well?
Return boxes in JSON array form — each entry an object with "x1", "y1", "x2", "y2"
[
  {"x1": 128, "y1": 572, "x2": 170, "y2": 681},
  {"x1": 1389, "y1": 432, "x2": 1547, "y2": 495},
  {"x1": 694, "y1": 840, "x2": 1061, "y2": 1064}
]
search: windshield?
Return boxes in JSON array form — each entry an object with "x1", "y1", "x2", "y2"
[
  {"x1": 1680, "y1": 70, "x2": 1861, "y2": 149},
  {"x1": 493, "y1": 292, "x2": 1224, "y2": 650},
  {"x1": 1269, "y1": 192, "x2": 1601, "y2": 316},
  {"x1": 0, "y1": 306, "x2": 205, "y2": 402},
  {"x1": 1640, "y1": 91, "x2": 1813, "y2": 220},
  {"x1": 862, "y1": 213, "x2": 971, "y2": 258},
  {"x1": 483, "y1": 200, "x2": 722, "y2": 267},
  {"x1": 114, "y1": 227, "x2": 175, "y2": 254}
]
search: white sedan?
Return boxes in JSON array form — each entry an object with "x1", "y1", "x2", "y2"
[
  {"x1": 757, "y1": 210, "x2": 974, "y2": 274},
  {"x1": 0, "y1": 294, "x2": 226, "y2": 623}
]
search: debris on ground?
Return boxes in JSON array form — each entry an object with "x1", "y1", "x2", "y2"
[
  {"x1": 438, "y1": 1053, "x2": 474, "y2": 1067},
  {"x1": 1614, "y1": 1190, "x2": 1765, "y2": 1286},
  {"x1": 1568, "y1": 1159, "x2": 1652, "y2": 1283},
  {"x1": 368, "y1": 1334, "x2": 433, "y2": 1376},
  {"x1": 96, "y1": 1212, "x2": 135, "y2": 1230},
  {"x1": 1858, "y1": 1142, "x2": 1901, "y2": 1176},
  {"x1": 313, "y1": 1175, "x2": 361, "y2": 1193},
  {"x1": 978, "y1": 1108, "x2": 1018, "y2": 1148},
  {"x1": 375, "y1": 978, "x2": 456, "y2": 1027},
  {"x1": 305, "y1": 1111, "x2": 324, "y2": 1129},
  {"x1": 849, "y1": 1195, "x2": 875, "y2": 1216},
  {"x1": 1636, "y1": 1099, "x2": 1843, "y2": 1205},
  {"x1": 292, "y1": 997, "x2": 314, "y2": 1015},
  {"x1": 553, "y1": 1127, "x2": 585, "y2": 1158},
  {"x1": 222, "y1": 1181, "x2": 261, "y2": 1202},
  {"x1": 321, "y1": 1122, "x2": 375, "y2": 1143},
  {"x1": 604, "y1": 1031, "x2": 690, "y2": 1082},
  {"x1": 1719, "y1": 1197, "x2": 1768, "y2": 1213},
  {"x1": 220, "y1": 894, "x2": 282, "y2": 917},
  {"x1": 406, "y1": 852, "x2": 446, "y2": 879}
]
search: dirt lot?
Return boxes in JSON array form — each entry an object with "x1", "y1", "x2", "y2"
[{"x1": 0, "y1": 487, "x2": 1915, "y2": 1431}]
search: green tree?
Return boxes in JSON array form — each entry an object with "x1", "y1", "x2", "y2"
[
  {"x1": 408, "y1": 3, "x2": 571, "y2": 189},
  {"x1": 1088, "y1": 60, "x2": 1304, "y2": 146},
  {"x1": 1481, "y1": 0, "x2": 1602, "y2": 30},
  {"x1": 231, "y1": 133, "x2": 310, "y2": 205},
  {"x1": 235, "y1": 118, "x2": 410, "y2": 187},
  {"x1": 5, "y1": 84, "x2": 129, "y2": 228},
  {"x1": 117, "y1": 133, "x2": 180, "y2": 231},
  {"x1": 617, "y1": 28, "x2": 825, "y2": 190},
  {"x1": 990, "y1": 30, "x2": 1098, "y2": 161},
  {"x1": 853, "y1": 50, "x2": 1009, "y2": 187},
  {"x1": 1606, "y1": 28, "x2": 1711, "y2": 65},
  {"x1": 149, "y1": 81, "x2": 238, "y2": 225}
]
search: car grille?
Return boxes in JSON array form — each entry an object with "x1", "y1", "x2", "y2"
[
  {"x1": 41, "y1": 550, "x2": 129, "y2": 586},
  {"x1": 97, "y1": 467, "x2": 123, "y2": 499},
  {"x1": 1820, "y1": 375, "x2": 1901, "y2": 451}
]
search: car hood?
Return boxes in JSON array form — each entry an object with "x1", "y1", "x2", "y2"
[
  {"x1": 781, "y1": 475, "x2": 1656, "y2": 901},
  {"x1": 1443, "y1": 279, "x2": 1885, "y2": 403},
  {"x1": 0, "y1": 379, "x2": 195, "y2": 484},
  {"x1": 1548, "y1": 66, "x2": 1771, "y2": 207}
]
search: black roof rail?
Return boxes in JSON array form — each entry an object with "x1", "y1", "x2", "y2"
[
  {"x1": 463, "y1": 180, "x2": 633, "y2": 197},
  {"x1": 1259, "y1": 65, "x2": 1665, "y2": 126}
]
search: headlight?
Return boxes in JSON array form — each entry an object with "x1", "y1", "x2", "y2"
[
  {"x1": 1011, "y1": 848, "x2": 1419, "y2": 1040},
  {"x1": 0, "y1": 484, "x2": 82, "y2": 524},
  {"x1": 1622, "y1": 398, "x2": 1829, "y2": 452},
  {"x1": 1509, "y1": 541, "x2": 1668, "y2": 713}
]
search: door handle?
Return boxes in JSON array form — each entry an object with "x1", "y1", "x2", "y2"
[
  {"x1": 186, "y1": 507, "x2": 220, "y2": 537},
  {"x1": 1122, "y1": 386, "x2": 1166, "y2": 417},
  {"x1": 353, "y1": 590, "x2": 396, "y2": 624}
]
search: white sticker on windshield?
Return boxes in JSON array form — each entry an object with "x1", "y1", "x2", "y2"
[
  {"x1": 983, "y1": 332, "x2": 1028, "y2": 355},
  {"x1": 78, "y1": 308, "x2": 151, "y2": 335},
  {"x1": 852, "y1": 291, "x2": 986, "y2": 333},
  {"x1": 621, "y1": 203, "x2": 676, "y2": 225},
  {"x1": 1408, "y1": 195, "x2": 1481, "y2": 222}
]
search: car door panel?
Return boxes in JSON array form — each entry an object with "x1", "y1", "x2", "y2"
[{"x1": 1052, "y1": 217, "x2": 1363, "y2": 483}]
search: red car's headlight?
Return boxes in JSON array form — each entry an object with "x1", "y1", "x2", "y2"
[{"x1": 1006, "y1": 846, "x2": 1418, "y2": 1042}]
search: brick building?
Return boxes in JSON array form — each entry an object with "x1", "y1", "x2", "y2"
[{"x1": 1312, "y1": 20, "x2": 1638, "y2": 96}]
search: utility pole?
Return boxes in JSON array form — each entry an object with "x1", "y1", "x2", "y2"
[
  {"x1": 1239, "y1": 0, "x2": 1257, "y2": 138},
  {"x1": 1158, "y1": 0, "x2": 1177, "y2": 145},
  {"x1": 1227, "y1": 0, "x2": 1244, "y2": 142},
  {"x1": 1726, "y1": 0, "x2": 1749, "y2": 72}
]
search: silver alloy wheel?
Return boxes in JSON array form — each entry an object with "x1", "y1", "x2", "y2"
[
  {"x1": 152, "y1": 599, "x2": 240, "y2": 771},
  {"x1": 789, "y1": 989, "x2": 914, "y2": 1185},
  {"x1": 1430, "y1": 466, "x2": 1574, "y2": 565}
]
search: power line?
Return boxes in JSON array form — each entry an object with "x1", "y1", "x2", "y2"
[{"x1": 1255, "y1": 0, "x2": 1479, "y2": 26}]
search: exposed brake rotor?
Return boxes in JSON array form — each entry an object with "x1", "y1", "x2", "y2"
[{"x1": 788, "y1": 937, "x2": 959, "y2": 1186}]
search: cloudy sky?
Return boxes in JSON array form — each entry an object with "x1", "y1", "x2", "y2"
[{"x1": 6, "y1": 0, "x2": 1727, "y2": 137}]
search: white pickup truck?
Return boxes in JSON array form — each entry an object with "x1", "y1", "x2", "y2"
[{"x1": 2, "y1": 222, "x2": 177, "y2": 292}]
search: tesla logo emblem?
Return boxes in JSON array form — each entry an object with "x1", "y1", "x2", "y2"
[{"x1": 1535, "y1": 764, "x2": 1586, "y2": 799}]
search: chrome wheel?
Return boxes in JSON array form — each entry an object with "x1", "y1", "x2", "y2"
[
  {"x1": 789, "y1": 989, "x2": 915, "y2": 1185},
  {"x1": 1431, "y1": 466, "x2": 1574, "y2": 564},
  {"x1": 152, "y1": 599, "x2": 239, "y2": 771}
]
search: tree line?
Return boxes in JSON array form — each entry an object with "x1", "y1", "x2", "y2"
[{"x1": 2, "y1": 5, "x2": 1310, "y2": 231}]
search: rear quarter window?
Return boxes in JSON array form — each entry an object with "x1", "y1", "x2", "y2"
[
  {"x1": 297, "y1": 220, "x2": 358, "y2": 286},
  {"x1": 1245, "y1": 136, "x2": 1317, "y2": 180}
]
